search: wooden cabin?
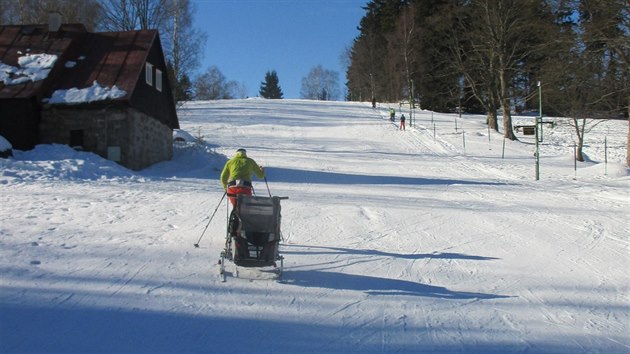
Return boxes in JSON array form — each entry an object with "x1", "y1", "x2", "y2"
[{"x1": 0, "y1": 23, "x2": 179, "y2": 170}]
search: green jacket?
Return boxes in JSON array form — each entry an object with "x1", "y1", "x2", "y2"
[{"x1": 220, "y1": 151, "x2": 265, "y2": 189}]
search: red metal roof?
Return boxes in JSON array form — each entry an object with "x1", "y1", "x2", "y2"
[
  {"x1": 51, "y1": 30, "x2": 157, "y2": 97},
  {"x1": 0, "y1": 25, "x2": 78, "y2": 99}
]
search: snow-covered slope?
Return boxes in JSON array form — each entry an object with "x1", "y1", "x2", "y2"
[{"x1": 1, "y1": 99, "x2": 628, "y2": 353}]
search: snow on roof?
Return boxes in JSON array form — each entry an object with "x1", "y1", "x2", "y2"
[
  {"x1": 46, "y1": 80, "x2": 127, "y2": 105},
  {"x1": 0, "y1": 53, "x2": 57, "y2": 85},
  {"x1": 0, "y1": 49, "x2": 131, "y2": 106},
  {"x1": 5, "y1": 49, "x2": 129, "y2": 105}
]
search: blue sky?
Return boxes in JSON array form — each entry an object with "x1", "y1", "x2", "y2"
[{"x1": 192, "y1": 0, "x2": 368, "y2": 99}]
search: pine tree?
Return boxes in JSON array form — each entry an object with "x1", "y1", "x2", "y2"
[{"x1": 259, "y1": 70, "x2": 284, "y2": 99}]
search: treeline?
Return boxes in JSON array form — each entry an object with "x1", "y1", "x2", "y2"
[{"x1": 346, "y1": 0, "x2": 629, "y2": 140}]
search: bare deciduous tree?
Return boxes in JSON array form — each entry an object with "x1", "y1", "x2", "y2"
[
  {"x1": 464, "y1": 0, "x2": 552, "y2": 140},
  {"x1": 164, "y1": 0, "x2": 206, "y2": 102},
  {"x1": 0, "y1": 0, "x2": 101, "y2": 30},
  {"x1": 194, "y1": 66, "x2": 238, "y2": 100},
  {"x1": 300, "y1": 65, "x2": 340, "y2": 101},
  {"x1": 100, "y1": 0, "x2": 205, "y2": 103},
  {"x1": 446, "y1": 6, "x2": 501, "y2": 131},
  {"x1": 99, "y1": 0, "x2": 172, "y2": 31}
]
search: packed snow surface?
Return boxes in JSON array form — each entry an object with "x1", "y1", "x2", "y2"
[{"x1": 1, "y1": 99, "x2": 628, "y2": 353}]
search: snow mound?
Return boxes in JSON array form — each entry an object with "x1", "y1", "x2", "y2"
[
  {"x1": 579, "y1": 161, "x2": 630, "y2": 178},
  {"x1": 0, "y1": 135, "x2": 12, "y2": 151},
  {"x1": 0, "y1": 144, "x2": 135, "y2": 182},
  {"x1": 173, "y1": 129, "x2": 197, "y2": 143},
  {"x1": 0, "y1": 133, "x2": 226, "y2": 182},
  {"x1": 139, "y1": 141, "x2": 226, "y2": 179}
]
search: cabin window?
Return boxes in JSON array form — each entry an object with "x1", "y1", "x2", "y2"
[
  {"x1": 156, "y1": 69, "x2": 163, "y2": 92},
  {"x1": 145, "y1": 63, "x2": 153, "y2": 86}
]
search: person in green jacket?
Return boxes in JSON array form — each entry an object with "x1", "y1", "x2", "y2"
[{"x1": 220, "y1": 148, "x2": 265, "y2": 207}]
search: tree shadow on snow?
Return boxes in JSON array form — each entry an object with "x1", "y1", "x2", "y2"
[
  {"x1": 3, "y1": 301, "x2": 547, "y2": 353},
  {"x1": 280, "y1": 245, "x2": 508, "y2": 299},
  {"x1": 266, "y1": 167, "x2": 508, "y2": 186},
  {"x1": 282, "y1": 244, "x2": 500, "y2": 261},
  {"x1": 282, "y1": 270, "x2": 510, "y2": 300}
]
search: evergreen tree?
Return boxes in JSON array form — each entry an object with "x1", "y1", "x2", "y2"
[
  {"x1": 167, "y1": 62, "x2": 192, "y2": 102},
  {"x1": 347, "y1": 0, "x2": 404, "y2": 103},
  {"x1": 259, "y1": 70, "x2": 284, "y2": 99},
  {"x1": 176, "y1": 73, "x2": 193, "y2": 101}
]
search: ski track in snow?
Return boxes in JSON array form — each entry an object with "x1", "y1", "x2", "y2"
[{"x1": 1, "y1": 99, "x2": 629, "y2": 353}]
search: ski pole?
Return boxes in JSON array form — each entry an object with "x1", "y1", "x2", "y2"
[
  {"x1": 194, "y1": 190, "x2": 227, "y2": 248},
  {"x1": 264, "y1": 176, "x2": 271, "y2": 197}
]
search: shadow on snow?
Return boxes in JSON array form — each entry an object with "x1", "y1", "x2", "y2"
[
  {"x1": 282, "y1": 244, "x2": 499, "y2": 261},
  {"x1": 266, "y1": 167, "x2": 508, "y2": 186},
  {"x1": 281, "y1": 244, "x2": 506, "y2": 300},
  {"x1": 282, "y1": 270, "x2": 510, "y2": 299},
  {"x1": 2, "y1": 302, "x2": 577, "y2": 354}
]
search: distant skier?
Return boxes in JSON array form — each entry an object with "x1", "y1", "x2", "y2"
[
  {"x1": 399, "y1": 114, "x2": 406, "y2": 131},
  {"x1": 220, "y1": 148, "x2": 265, "y2": 207},
  {"x1": 389, "y1": 108, "x2": 395, "y2": 122}
]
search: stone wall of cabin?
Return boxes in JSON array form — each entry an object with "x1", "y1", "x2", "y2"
[
  {"x1": 40, "y1": 106, "x2": 172, "y2": 170},
  {"x1": 126, "y1": 108, "x2": 173, "y2": 170}
]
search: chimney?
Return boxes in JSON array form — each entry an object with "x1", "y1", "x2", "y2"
[{"x1": 48, "y1": 12, "x2": 62, "y2": 32}]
